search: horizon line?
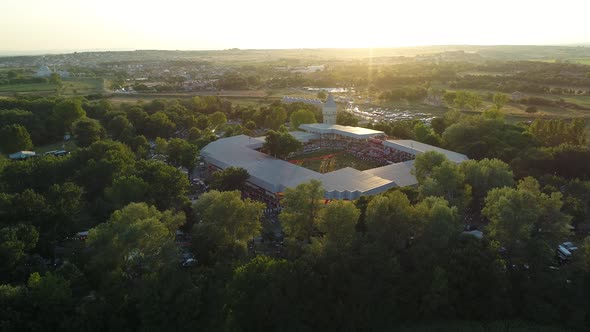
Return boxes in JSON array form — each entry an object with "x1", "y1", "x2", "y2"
[{"x1": 1, "y1": 43, "x2": 590, "y2": 58}]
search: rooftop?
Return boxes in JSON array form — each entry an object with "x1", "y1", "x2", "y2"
[
  {"x1": 324, "y1": 93, "x2": 337, "y2": 108},
  {"x1": 201, "y1": 132, "x2": 468, "y2": 200},
  {"x1": 201, "y1": 135, "x2": 397, "y2": 199},
  {"x1": 383, "y1": 140, "x2": 469, "y2": 163},
  {"x1": 299, "y1": 123, "x2": 385, "y2": 139}
]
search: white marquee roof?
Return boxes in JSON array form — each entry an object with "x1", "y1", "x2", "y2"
[
  {"x1": 201, "y1": 133, "x2": 467, "y2": 200},
  {"x1": 384, "y1": 140, "x2": 469, "y2": 163},
  {"x1": 299, "y1": 123, "x2": 385, "y2": 139}
]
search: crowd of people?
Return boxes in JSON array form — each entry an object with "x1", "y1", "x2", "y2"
[
  {"x1": 241, "y1": 184, "x2": 281, "y2": 209},
  {"x1": 299, "y1": 137, "x2": 416, "y2": 166}
]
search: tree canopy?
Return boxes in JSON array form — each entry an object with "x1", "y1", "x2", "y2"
[
  {"x1": 262, "y1": 130, "x2": 302, "y2": 159},
  {"x1": 289, "y1": 109, "x2": 316, "y2": 129},
  {"x1": 0, "y1": 124, "x2": 33, "y2": 153}
]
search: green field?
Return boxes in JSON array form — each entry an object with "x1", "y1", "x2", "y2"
[
  {"x1": 0, "y1": 78, "x2": 105, "y2": 95},
  {"x1": 288, "y1": 149, "x2": 383, "y2": 173},
  {"x1": 35, "y1": 140, "x2": 77, "y2": 154}
]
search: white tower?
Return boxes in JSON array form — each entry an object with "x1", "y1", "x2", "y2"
[{"x1": 322, "y1": 93, "x2": 337, "y2": 125}]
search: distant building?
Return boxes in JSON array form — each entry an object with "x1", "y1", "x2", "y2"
[
  {"x1": 9, "y1": 151, "x2": 36, "y2": 160},
  {"x1": 281, "y1": 96, "x2": 323, "y2": 107},
  {"x1": 34, "y1": 66, "x2": 69, "y2": 78},
  {"x1": 35, "y1": 66, "x2": 52, "y2": 77}
]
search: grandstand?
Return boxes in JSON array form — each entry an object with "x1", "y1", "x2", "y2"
[{"x1": 200, "y1": 123, "x2": 468, "y2": 201}]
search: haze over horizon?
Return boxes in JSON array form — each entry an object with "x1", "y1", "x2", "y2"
[{"x1": 1, "y1": 0, "x2": 589, "y2": 55}]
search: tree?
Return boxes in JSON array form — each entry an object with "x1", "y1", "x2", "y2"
[
  {"x1": 413, "y1": 151, "x2": 447, "y2": 183},
  {"x1": 104, "y1": 175, "x2": 148, "y2": 209},
  {"x1": 528, "y1": 118, "x2": 587, "y2": 147},
  {"x1": 0, "y1": 224, "x2": 39, "y2": 274},
  {"x1": 128, "y1": 134, "x2": 150, "y2": 158},
  {"x1": 572, "y1": 236, "x2": 590, "y2": 273},
  {"x1": 72, "y1": 118, "x2": 106, "y2": 147},
  {"x1": 145, "y1": 112, "x2": 175, "y2": 138},
  {"x1": 482, "y1": 107, "x2": 504, "y2": 120},
  {"x1": 211, "y1": 167, "x2": 250, "y2": 191},
  {"x1": 280, "y1": 180, "x2": 324, "y2": 246},
  {"x1": 227, "y1": 256, "x2": 296, "y2": 332},
  {"x1": 27, "y1": 272, "x2": 74, "y2": 331},
  {"x1": 0, "y1": 124, "x2": 33, "y2": 153},
  {"x1": 166, "y1": 138, "x2": 198, "y2": 172},
  {"x1": 337, "y1": 111, "x2": 359, "y2": 126},
  {"x1": 483, "y1": 177, "x2": 571, "y2": 260},
  {"x1": 52, "y1": 99, "x2": 86, "y2": 133},
  {"x1": 449, "y1": 91, "x2": 483, "y2": 111},
  {"x1": 290, "y1": 109, "x2": 316, "y2": 129},
  {"x1": 460, "y1": 158, "x2": 514, "y2": 206},
  {"x1": 188, "y1": 127, "x2": 202, "y2": 142},
  {"x1": 365, "y1": 190, "x2": 417, "y2": 253},
  {"x1": 264, "y1": 107, "x2": 287, "y2": 130},
  {"x1": 45, "y1": 182, "x2": 84, "y2": 230},
  {"x1": 86, "y1": 203, "x2": 184, "y2": 279},
  {"x1": 413, "y1": 122, "x2": 441, "y2": 146},
  {"x1": 192, "y1": 190, "x2": 264, "y2": 264},
  {"x1": 72, "y1": 140, "x2": 135, "y2": 199},
  {"x1": 262, "y1": 130, "x2": 302, "y2": 159},
  {"x1": 244, "y1": 120, "x2": 257, "y2": 131},
  {"x1": 208, "y1": 111, "x2": 227, "y2": 129},
  {"x1": 195, "y1": 115, "x2": 211, "y2": 130},
  {"x1": 442, "y1": 116, "x2": 533, "y2": 161},
  {"x1": 430, "y1": 117, "x2": 446, "y2": 136},
  {"x1": 49, "y1": 73, "x2": 62, "y2": 86},
  {"x1": 107, "y1": 115, "x2": 134, "y2": 140},
  {"x1": 317, "y1": 91, "x2": 327, "y2": 100},
  {"x1": 318, "y1": 200, "x2": 360, "y2": 252},
  {"x1": 492, "y1": 93, "x2": 509, "y2": 110},
  {"x1": 419, "y1": 160, "x2": 471, "y2": 211},
  {"x1": 135, "y1": 160, "x2": 190, "y2": 210},
  {"x1": 446, "y1": 236, "x2": 508, "y2": 319},
  {"x1": 415, "y1": 197, "x2": 462, "y2": 250}
]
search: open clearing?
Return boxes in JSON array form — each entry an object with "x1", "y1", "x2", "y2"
[{"x1": 0, "y1": 78, "x2": 105, "y2": 96}]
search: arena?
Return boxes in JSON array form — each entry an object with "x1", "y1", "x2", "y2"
[{"x1": 200, "y1": 94, "x2": 468, "y2": 202}]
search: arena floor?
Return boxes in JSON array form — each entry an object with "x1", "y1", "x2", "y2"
[{"x1": 287, "y1": 149, "x2": 384, "y2": 174}]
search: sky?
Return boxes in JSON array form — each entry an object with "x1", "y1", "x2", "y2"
[{"x1": 1, "y1": 0, "x2": 589, "y2": 54}]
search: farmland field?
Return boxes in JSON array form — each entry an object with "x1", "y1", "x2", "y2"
[{"x1": 0, "y1": 78, "x2": 105, "y2": 95}]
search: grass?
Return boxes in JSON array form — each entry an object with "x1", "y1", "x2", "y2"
[
  {"x1": 568, "y1": 58, "x2": 590, "y2": 65},
  {"x1": 0, "y1": 78, "x2": 105, "y2": 96},
  {"x1": 35, "y1": 140, "x2": 77, "y2": 154},
  {"x1": 530, "y1": 57, "x2": 590, "y2": 65},
  {"x1": 288, "y1": 149, "x2": 383, "y2": 173}
]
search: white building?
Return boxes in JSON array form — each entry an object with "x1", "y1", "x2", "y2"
[
  {"x1": 322, "y1": 94, "x2": 337, "y2": 125},
  {"x1": 34, "y1": 66, "x2": 70, "y2": 78},
  {"x1": 200, "y1": 126, "x2": 468, "y2": 200},
  {"x1": 35, "y1": 66, "x2": 52, "y2": 78}
]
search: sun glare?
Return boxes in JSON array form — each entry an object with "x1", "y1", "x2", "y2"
[{"x1": 1, "y1": 0, "x2": 589, "y2": 52}]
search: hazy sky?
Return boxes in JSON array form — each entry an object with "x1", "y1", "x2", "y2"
[{"x1": 1, "y1": 0, "x2": 588, "y2": 53}]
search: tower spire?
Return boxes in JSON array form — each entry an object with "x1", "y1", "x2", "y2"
[{"x1": 322, "y1": 93, "x2": 337, "y2": 125}]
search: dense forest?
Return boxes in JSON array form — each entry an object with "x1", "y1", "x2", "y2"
[{"x1": 1, "y1": 93, "x2": 590, "y2": 332}]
